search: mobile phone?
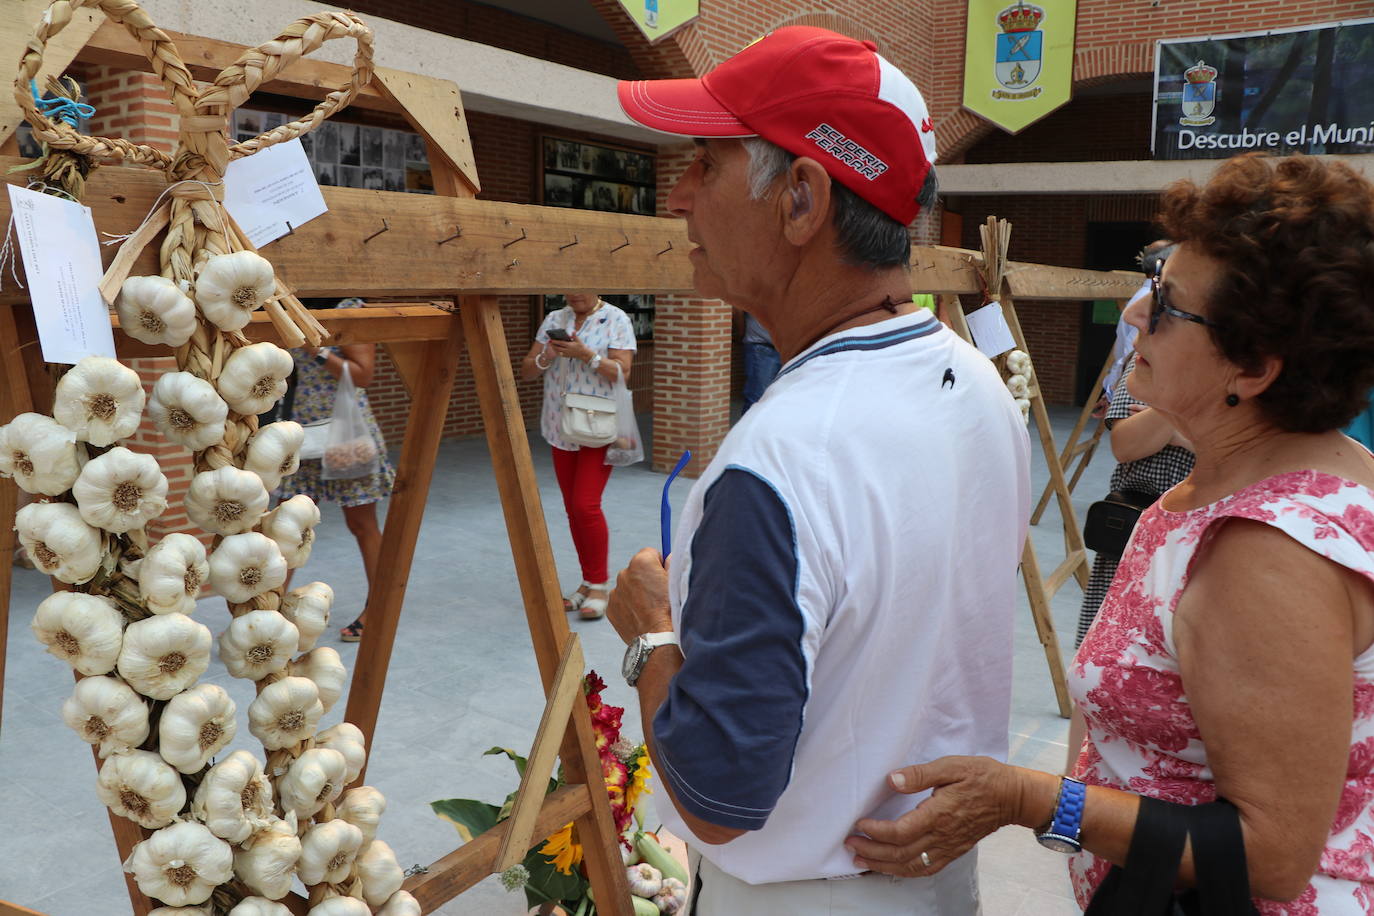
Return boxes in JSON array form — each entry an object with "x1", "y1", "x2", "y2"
[{"x1": 546, "y1": 328, "x2": 573, "y2": 341}]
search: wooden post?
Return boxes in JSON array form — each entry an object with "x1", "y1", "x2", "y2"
[{"x1": 1030, "y1": 343, "x2": 1115, "y2": 526}]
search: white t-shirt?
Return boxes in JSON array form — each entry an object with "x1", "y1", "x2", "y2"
[
  {"x1": 535, "y1": 302, "x2": 637, "y2": 451},
  {"x1": 656, "y1": 310, "x2": 1031, "y2": 885}
]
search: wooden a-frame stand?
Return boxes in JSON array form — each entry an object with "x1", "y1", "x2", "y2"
[{"x1": 1030, "y1": 346, "x2": 1115, "y2": 526}]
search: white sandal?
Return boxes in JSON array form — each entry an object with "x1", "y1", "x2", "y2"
[
  {"x1": 564, "y1": 581, "x2": 595, "y2": 613},
  {"x1": 578, "y1": 581, "x2": 611, "y2": 620}
]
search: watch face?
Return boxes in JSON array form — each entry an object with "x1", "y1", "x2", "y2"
[
  {"x1": 1036, "y1": 833, "x2": 1081, "y2": 854},
  {"x1": 622, "y1": 640, "x2": 642, "y2": 683}
]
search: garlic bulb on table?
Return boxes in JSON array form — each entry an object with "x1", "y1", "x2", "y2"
[
  {"x1": 306, "y1": 898, "x2": 370, "y2": 916},
  {"x1": 208, "y1": 532, "x2": 288, "y2": 604},
  {"x1": 216, "y1": 342, "x2": 293, "y2": 417},
  {"x1": 375, "y1": 890, "x2": 421, "y2": 916},
  {"x1": 244, "y1": 421, "x2": 304, "y2": 492},
  {"x1": 73, "y1": 446, "x2": 170, "y2": 534},
  {"x1": 139, "y1": 533, "x2": 210, "y2": 616},
  {"x1": 124, "y1": 820, "x2": 233, "y2": 906},
  {"x1": 185, "y1": 466, "x2": 269, "y2": 536},
  {"x1": 335, "y1": 786, "x2": 386, "y2": 846},
  {"x1": 192, "y1": 749, "x2": 275, "y2": 844},
  {"x1": 159, "y1": 682, "x2": 238, "y2": 774},
  {"x1": 115, "y1": 275, "x2": 198, "y2": 347},
  {"x1": 277, "y1": 747, "x2": 348, "y2": 820},
  {"x1": 261, "y1": 494, "x2": 320, "y2": 569},
  {"x1": 248, "y1": 676, "x2": 323, "y2": 749},
  {"x1": 297, "y1": 818, "x2": 365, "y2": 886},
  {"x1": 234, "y1": 816, "x2": 302, "y2": 900},
  {"x1": 228, "y1": 899, "x2": 293, "y2": 916},
  {"x1": 32, "y1": 591, "x2": 124, "y2": 675},
  {"x1": 0, "y1": 412, "x2": 82, "y2": 495},
  {"x1": 357, "y1": 839, "x2": 404, "y2": 907},
  {"x1": 147, "y1": 372, "x2": 229, "y2": 452},
  {"x1": 218, "y1": 609, "x2": 299, "y2": 681},
  {"x1": 117, "y1": 613, "x2": 212, "y2": 700},
  {"x1": 289, "y1": 646, "x2": 346, "y2": 714},
  {"x1": 314, "y1": 722, "x2": 367, "y2": 785},
  {"x1": 15, "y1": 501, "x2": 102, "y2": 584},
  {"x1": 280, "y1": 582, "x2": 333, "y2": 654},
  {"x1": 60, "y1": 675, "x2": 149, "y2": 757},
  {"x1": 53, "y1": 356, "x2": 145, "y2": 446},
  {"x1": 95, "y1": 749, "x2": 186, "y2": 829},
  {"x1": 194, "y1": 251, "x2": 277, "y2": 332}
]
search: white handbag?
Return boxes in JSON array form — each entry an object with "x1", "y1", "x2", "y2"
[{"x1": 560, "y1": 392, "x2": 617, "y2": 447}]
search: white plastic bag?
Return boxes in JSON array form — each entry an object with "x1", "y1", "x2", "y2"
[
  {"x1": 605, "y1": 362, "x2": 643, "y2": 467},
  {"x1": 321, "y1": 364, "x2": 380, "y2": 480}
]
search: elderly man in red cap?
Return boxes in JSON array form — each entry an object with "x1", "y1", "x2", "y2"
[{"x1": 606, "y1": 27, "x2": 1031, "y2": 913}]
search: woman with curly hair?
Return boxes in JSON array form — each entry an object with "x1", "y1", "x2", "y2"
[{"x1": 844, "y1": 154, "x2": 1374, "y2": 910}]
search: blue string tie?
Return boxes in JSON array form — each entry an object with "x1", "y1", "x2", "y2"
[{"x1": 31, "y1": 80, "x2": 95, "y2": 127}]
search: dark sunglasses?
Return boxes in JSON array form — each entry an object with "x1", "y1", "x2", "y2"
[{"x1": 1149, "y1": 262, "x2": 1222, "y2": 334}]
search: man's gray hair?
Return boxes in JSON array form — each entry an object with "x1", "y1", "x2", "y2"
[{"x1": 742, "y1": 137, "x2": 935, "y2": 270}]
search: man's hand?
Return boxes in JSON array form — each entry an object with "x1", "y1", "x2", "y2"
[{"x1": 606, "y1": 548, "x2": 673, "y2": 644}]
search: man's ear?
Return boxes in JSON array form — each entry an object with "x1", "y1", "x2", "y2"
[{"x1": 782, "y1": 157, "x2": 832, "y2": 246}]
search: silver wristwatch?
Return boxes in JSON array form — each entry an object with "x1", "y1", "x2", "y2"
[{"x1": 622, "y1": 632, "x2": 678, "y2": 686}]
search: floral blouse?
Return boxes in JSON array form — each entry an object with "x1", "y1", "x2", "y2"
[
  {"x1": 1069, "y1": 471, "x2": 1374, "y2": 913},
  {"x1": 534, "y1": 302, "x2": 636, "y2": 451}
]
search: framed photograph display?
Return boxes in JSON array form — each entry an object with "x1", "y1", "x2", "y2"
[
  {"x1": 539, "y1": 136, "x2": 657, "y2": 338},
  {"x1": 232, "y1": 109, "x2": 433, "y2": 194}
]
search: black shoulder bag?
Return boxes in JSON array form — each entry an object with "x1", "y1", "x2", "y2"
[{"x1": 1084, "y1": 488, "x2": 1157, "y2": 557}]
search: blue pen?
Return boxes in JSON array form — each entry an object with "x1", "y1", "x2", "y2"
[{"x1": 661, "y1": 450, "x2": 691, "y2": 560}]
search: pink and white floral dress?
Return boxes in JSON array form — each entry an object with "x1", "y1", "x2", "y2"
[{"x1": 1068, "y1": 471, "x2": 1374, "y2": 913}]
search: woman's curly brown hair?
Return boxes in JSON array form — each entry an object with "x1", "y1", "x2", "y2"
[{"x1": 1158, "y1": 153, "x2": 1374, "y2": 432}]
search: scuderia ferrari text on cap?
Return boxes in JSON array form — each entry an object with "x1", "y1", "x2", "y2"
[{"x1": 617, "y1": 26, "x2": 938, "y2": 225}]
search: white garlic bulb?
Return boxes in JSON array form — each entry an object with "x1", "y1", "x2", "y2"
[
  {"x1": 248, "y1": 676, "x2": 323, "y2": 749},
  {"x1": 306, "y1": 898, "x2": 370, "y2": 916},
  {"x1": 1015, "y1": 396, "x2": 1031, "y2": 423},
  {"x1": 53, "y1": 356, "x2": 146, "y2": 446},
  {"x1": 149, "y1": 907, "x2": 212, "y2": 916},
  {"x1": 289, "y1": 646, "x2": 346, "y2": 714},
  {"x1": 96, "y1": 749, "x2": 187, "y2": 829},
  {"x1": 185, "y1": 466, "x2": 269, "y2": 536},
  {"x1": 124, "y1": 820, "x2": 233, "y2": 906},
  {"x1": 278, "y1": 747, "x2": 348, "y2": 820},
  {"x1": 115, "y1": 275, "x2": 198, "y2": 347},
  {"x1": 0, "y1": 412, "x2": 82, "y2": 495},
  {"x1": 375, "y1": 890, "x2": 421, "y2": 916},
  {"x1": 32, "y1": 591, "x2": 124, "y2": 674},
  {"x1": 73, "y1": 446, "x2": 169, "y2": 533},
  {"x1": 218, "y1": 609, "x2": 299, "y2": 681},
  {"x1": 1006, "y1": 349, "x2": 1032, "y2": 377},
  {"x1": 159, "y1": 682, "x2": 238, "y2": 774},
  {"x1": 234, "y1": 816, "x2": 302, "y2": 900},
  {"x1": 244, "y1": 421, "x2": 304, "y2": 492},
  {"x1": 208, "y1": 532, "x2": 288, "y2": 604},
  {"x1": 356, "y1": 839, "x2": 404, "y2": 907},
  {"x1": 117, "y1": 613, "x2": 212, "y2": 700},
  {"x1": 61, "y1": 675, "x2": 149, "y2": 757},
  {"x1": 139, "y1": 533, "x2": 209, "y2": 616},
  {"x1": 15, "y1": 501, "x2": 102, "y2": 584},
  {"x1": 228, "y1": 899, "x2": 293, "y2": 916},
  {"x1": 314, "y1": 722, "x2": 367, "y2": 786},
  {"x1": 192, "y1": 750, "x2": 275, "y2": 844},
  {"x1": 216, "y1": 342, "x2": 293, "y2": 417},
  {"x1": 297, "y1": 818, "x2": 366, "y2": 886},
  {"x1": 260, "y1": 494, "x2": 319, "y2": 569},
  {"x1": 280, "y1": 582, "x2": 333, "y2": 654},
  {"x1": 147, "y1": 372, "x2": 229, "y2": 452},
  {"x1": 335, "y1": 786, "x2": 386, "y2": 847},
  {"x1": 1006, "y1": 374, "x2": 1029, "y2": 398},
  {"x1": 194, "y1": 251, "x2": 277, "y2": 332}
]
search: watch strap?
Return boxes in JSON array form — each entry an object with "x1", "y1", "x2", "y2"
[
  {"x1": 1036, "y1": 777, "x2": 1087, "y2": 851},
  {"x1": 640, "y1": 631, "x2": 678, "y2": 650}
]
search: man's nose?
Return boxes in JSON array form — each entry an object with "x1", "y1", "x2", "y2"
[{"x1": 666, "y1": 169, "x2": 695, "y2": 218}]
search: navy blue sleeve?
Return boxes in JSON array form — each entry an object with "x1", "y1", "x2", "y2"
[{"x1": 653, "y1": 467, "x2": 808, "y2": 832}]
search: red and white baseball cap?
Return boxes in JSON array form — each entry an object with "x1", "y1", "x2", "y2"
[{"x1": 617, "y1": 26, "x2": 937, "y2": 225}]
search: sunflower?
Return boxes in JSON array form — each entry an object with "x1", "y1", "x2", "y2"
[
  {"x1": 624, "y1": 748, "x2": 653, "y2": 813},
  {"x1": 539, "y1": 821, "x2": 584, "y2": 875}
]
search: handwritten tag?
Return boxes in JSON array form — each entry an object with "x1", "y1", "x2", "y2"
[
  {"x1": 966, "y1": 300, "x2": 1018, "y2": 359},
  {"x1": 6, "y1": 184, "x2": 116, "y2": 364},
  {"x1": 223, "y1": 138, "x2": 327, "y2": 248}
]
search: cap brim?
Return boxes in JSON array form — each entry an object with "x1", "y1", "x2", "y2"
[{"x1": 617, "y1": 79, "x2": 756, "y2": 138}]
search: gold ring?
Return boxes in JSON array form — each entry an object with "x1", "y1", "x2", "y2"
[{"x1": 919, "y1": 851, "x2": 932, "y2": 868}]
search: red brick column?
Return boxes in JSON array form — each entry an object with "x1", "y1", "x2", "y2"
[{"x1": 650, "y1": 294, "x2": 733, "y2": 476}]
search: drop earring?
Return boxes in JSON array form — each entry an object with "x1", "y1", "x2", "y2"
[{"x1": 1225, "y1": 393, "x2": 1240, "y2": 407}]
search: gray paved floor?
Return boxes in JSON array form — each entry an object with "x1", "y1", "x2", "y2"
[{"x1": 1, "y1": 403, "x2": 1109, "y2": 915}]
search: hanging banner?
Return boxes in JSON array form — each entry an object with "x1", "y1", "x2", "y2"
[
  {"x1": 963, "y1": 0, "x2": 1078, "y2": 134},
  {"x1": 1153, "y1": 18, "x2": 1374, "y2": 159},
  {"x1": 612, "y1": 0, "x2": 699, "y2": 44}
]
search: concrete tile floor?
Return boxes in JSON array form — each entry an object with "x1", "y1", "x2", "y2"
[{"x1": 0, "y1": 404, "x2": 1109, "y2": 914}]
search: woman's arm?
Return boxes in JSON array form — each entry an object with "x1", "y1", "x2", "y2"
[
  {"x1": 305, "y1": 342, "x2": 377, "y2": 388},
  {"x1": 545, "y1": 337, "x2": 633, "y2": 385},
  {"x1": 520, "y1": 339, "x2": 553, "y2": 382},
  {"x1": 1110, "y1": 404, "x2": 1190, "y2": 462}
]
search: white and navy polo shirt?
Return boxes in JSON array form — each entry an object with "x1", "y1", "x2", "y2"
[{"x1": 656, "y1": 310, "x2": 1031, "y2": 884}]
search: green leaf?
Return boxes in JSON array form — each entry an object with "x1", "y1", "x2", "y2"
[
  {"x1": 484, "y1": 746, "x2": 529, "y2": 778},
  {"x1": 430, "y1": 798, "x2": 502, "y2": 843}
]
